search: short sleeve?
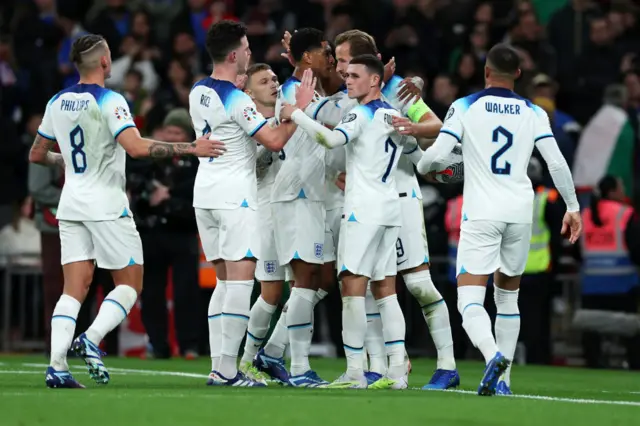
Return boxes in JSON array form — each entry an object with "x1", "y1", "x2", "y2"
[
  {"x1": 102, "y1": 91, "x2": 137, "y2": 139},
  {"x1": 334, "y1": 107, "x2": 366, "y2": 143},
  {"x1": 229, "y1": 91, "x2": 268, "y2": 137},
  {"x1": 37, "y1": 101, "x2": 56, "y2": 141},
  {"x1": 439, "y1": 100, "x2": 465, "y2": 143},
  {"x1": 533, "y1": 106, "x2": 554, "y2": 143}
]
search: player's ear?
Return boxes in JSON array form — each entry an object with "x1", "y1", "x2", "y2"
[
  {"x1": 484, "y1": 65, "x2": 490, "y2": 81},
  {"x1": 514, "y1": 68, "x2": 522, "y2": 80},
  {"x1": 229, "y1": 50, "x2": 237, "y2": 63}
]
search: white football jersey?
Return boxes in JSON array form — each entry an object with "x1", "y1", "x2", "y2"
[
  {"x1": 257, "y1": 118, "x2": 282, "y2": 205},
  {"x1": 443, "y1": 87, "x2": 553, "y2": 223},
  {"x1": 335, "y1": 99, "x2": 413, "y2": 227},
  {"x1": 37, "y1": 84, "x2": 136, "y2": 221},
  {"x1": 190, "y1": 77, "x2": 268, "y2": 210},
  {"x1": 272, "y1": 76, "x2": 325, "y2": 203}
]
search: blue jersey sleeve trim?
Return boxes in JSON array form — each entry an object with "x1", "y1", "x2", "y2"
[
  {"x1": 534, "y1": 134, "x2": 554, "y2": 143},
  {"x1": 312, "y1": 98, "x2": 330, "y2": 120},
  {"x1": 37, "y1": 130, "x2": 56, "y2": 141},
  {"x1": 249, "y1": 119, "x2": 268, "y2": 137},
  {"x1": 114, "y1": 123, "x2": 136, "y2": 140},
  {"x1": 336, "y1": 128, "x2": 349, "y2": 144},
  {"x1": 404, "y1": 144, "x2": 419, "y2": 154},
  {"x1": 440, "y1": 129, "x2": 461, "y2": 142}
]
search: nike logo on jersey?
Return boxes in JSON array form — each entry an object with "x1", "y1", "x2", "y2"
[{"x1": 397, "y1": 259, "x2": 408, "y2": 266}]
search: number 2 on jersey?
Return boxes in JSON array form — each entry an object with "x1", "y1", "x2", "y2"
[
  {"x1": 69, "y1": 125, "x2": 87, "y2": 173},
  {"x1": 491, "y1": 126, "x2": 513, "y2": 175},
  {"x1": 202, "y1": 121, "x2": 214, "y2": 162},
  {"x1": 382, "y1": 138, "x2": 397, "y2": 182}
]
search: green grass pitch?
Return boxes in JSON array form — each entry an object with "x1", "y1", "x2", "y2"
[{"x1": 0, "y1": 356, "x2": 638, "y2": 426}]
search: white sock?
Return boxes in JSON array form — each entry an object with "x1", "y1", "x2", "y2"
[
  {"x1": 287, "y1": 287, "x2": 316, "y2": 376},
  {"x1": 241, "y1": 296, "x2": 277, "y2": 365},
  {"x1": 85, "y1": 285, "x2": 137, "y2": 346},
  {"x1": 404, "y1": 270, "x2": 456, "y2": 370},
  {"x1": 50, "y1": 294, "x2": 81, "y2": 371},
  {"x1": 457, "y1": 285, "x2": 499, "y2": 364},
  {"x1": 494, "y1": 286, "x2": 520, "y2": 385},
  {"x1": 208, "y1": 279, "x2": 227, "y2": 371},
  {"x1": 342, "y1": 296, "x2": 366, "y2": 379},
  {"x1": 264, "y1": 300, "x2": 288, "y2": 359},
  {"x1": 376, "y1": 294, "x2": 406, "y2": 379},
  {"x1": 364, "y1": 284, "x2": 387, "y2": 375},
  {"x1": 219, "y1": 280, "x2": 253, "y2": 379}
]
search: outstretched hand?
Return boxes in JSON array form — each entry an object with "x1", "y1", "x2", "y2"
[
  {"x1": 294, "y1": 68, "x2": 317, "y2": 111},
  {"x1": 280, "y1": 30, "x2": 296, "y2": 67}
]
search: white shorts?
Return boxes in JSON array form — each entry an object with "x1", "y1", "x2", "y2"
[
  {"x1": 457, "y1": 220, "x2": 532, "y2": 277},
  {"x1": 59, "y1": 217, "x2": 143, "y2": 270},
  {"x1": 255, "y1": 202, "x2": 292, "y2": 282},
  {"x1": 396, "y1": 196, "x2": 430, "y2": 272},
  {"x1": 337, "y1": 219, "x2": 400, "y2": 281},
  {"x1": 323, "y1": 207, "x2": 342, "y2": 264},
  {"x1": 273, "y1": 199, "x2": 325, "y2": 265},
  {"x1": 195, "y1": 207, "x2": 260, "y2": 262}
]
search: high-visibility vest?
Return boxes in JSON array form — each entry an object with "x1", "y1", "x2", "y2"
[
  {"x1": 581, "y1": 199, "x2": 638, "y2": 294},
  {"x1": 445, "y1": 195, "x2": 463, "y2": 283},
  {"x1": 198, "y1": 237, "x2": 217, "y2": 288},
  {"x1": 524, "y1": 188, "x2": 552, "y2": 273}
]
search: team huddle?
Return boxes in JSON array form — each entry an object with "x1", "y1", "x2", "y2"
[{"x1": 31, "y1": 20, "x2": 581, "y2": 397}]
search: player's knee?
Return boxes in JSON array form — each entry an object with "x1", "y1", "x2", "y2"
[
  {"x1": 403, "y1": 269, "x2": 441, "y2": 304},
  {"x1": 261, "y1": 280, "x2": 283, "y2": 305}
]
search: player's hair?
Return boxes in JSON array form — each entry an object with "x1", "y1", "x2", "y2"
[
  {"x1": 206, "y1": 20, "x2": 247, "y2": 64},
  {"x1": 70, "y1": 34, "x2": 107, "y2": 72},
  {"x1": 486, "y1": 43, "x2": 520, "y2": 78},
  {"x1": 591, "y1": 175, "x2": 620, "y2": 227},
  {"x1": 349, "y1": 54, "x2": 384, "y2": 85},
  {"x1": 334, "y1": 30, "x2": 378, "y2": 57},
  {"x1": 246, "y1": 63, "x2": 272, "y2": 86},
  {"x1": 289, "y1": 28, "x2": 325, "y2": 63}
]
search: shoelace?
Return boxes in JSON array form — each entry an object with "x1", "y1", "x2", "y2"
[{"x1": 429, "y1": 370, "x2": 446, "y2": 385}]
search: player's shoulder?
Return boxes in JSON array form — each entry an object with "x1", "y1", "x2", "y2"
[
  {"x1": 191, "y1": 76, "x2": 248, "y2": 108},
  {"x1": 359, "y1": 99, "x2": 398, "y2": 120},
  {"x1": 280, "y1": 76, "x2": 301, "y2": 101},
  {"x1": 381, "y1": 74, "x2": 404, "y2": 97},
  {"x1": 47, "y1": 83, "x2": 121, "y2": 108}
]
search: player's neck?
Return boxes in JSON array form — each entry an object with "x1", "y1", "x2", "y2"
[
  {"x1": 485, "y1": 79, "x2": 514, "y2": 91},
  {"x1": 292, "y1": 66, "x2": 308, "y2": 81},
  {"x1": 78, "y1": 72, "x2": 105, "y2": 87},
  {"x1": 358, "y1": 88, "x2": 381, "y2": 105},
  {"x1": 211, "y1": 63, "x2": 238, "y2": 84},
  {"x1": 255, "y1": 102, "x2": 275, "y2": 119}
]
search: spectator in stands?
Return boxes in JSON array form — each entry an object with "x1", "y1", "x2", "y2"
[
  {"x1": 452, "y1": 51, "x2": 483, "y2": 96},
  {"x1": 57, "y1": 10, "x2": 87, "y2": 89},
  {"x1": 87, "y1": 0, "x2": 133, "y2": 60},
  {"x1": 508, "y1": 11, "x2": 556, "y2": 77},
  {"x1": 0, "y1": 197, "x2": 40, "y2": 267},
  {"x1": 428, "y1": 74, "x2": 459, "y2": 121},
  {"x1": 171, "y1": 0, "x2": 210, "y2": 52},
  {"x1": 128, "y1": 109, "x2": 201, "y2": 360},
  {"x1": 529, "y1": 74, "x2": 582, "y2": 143},
  {"x1": 107, "y1": 35, "x2": 160, "y2": 93}
]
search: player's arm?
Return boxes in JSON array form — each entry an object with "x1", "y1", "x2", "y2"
[
  {"x1": 535, "y1": 137, "x2": 579, "y2": 212},
  {"x1": 252, "y1": 121, "x2": 297, "y2": 152},
  {"x1": 29, "y1": 134, "x2": 64, "y2": 168},
  {"x1": 116, "y1": 127, "x2": 225, "y2": 158},
  {"x1": 416, "y1": 103, "x2": 463, "y2": 174},
  {"x1": 392, "y1": 102, "x2": 442, "y2": 141},
  {"x1": 325, "y1": 145, "x2": 346, "y2": 184},
  {"x1": 306, "y1": 94, "x2": 346, "y2": 127},
  {"x1": 402, "y1": 135, "x2": 424, "y2": 165},
  {"x1": 287, "y1": 108, "x2": 348, "y2": 148}
]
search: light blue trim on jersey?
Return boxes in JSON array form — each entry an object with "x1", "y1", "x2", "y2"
[
  {"x1": 49, "y1": 83, "x2": 111, "y2": 106},
  {"x1": 114, "y1": 123, "x2": 136, "y2": 140},
  {"x1": 249, "y1": 119, "x2": 268, "y2": 137},
  {"x1": 382, "y1": 75, "x2": 403, "y2": 98},
  {"x1": 293, "y1": 251, "x2": 301, "y2": 260},
  {"x1": 360, "y1": 99, "x2": 394, "y2": 118},
  {"x1": 282, "y1": 76, "x2": 301, "y2": 103},
  {"x1": 440, "y1": 129, "x2": 461, "y2": 142},
  {"x1": 534, "y1": 134, "x2": 554, "y2": 143},
  {"x1": 531, "y1": 104, "x2": 547, "y2": 118},
  {"x1": 240, "y1": 199, "x2": 249, "y2": 207},
  {"x1": 297, "y1": 189, "x2": 307, "y2": 199},
  {"x1": 127, "y1": 257, "x2": 136, "y2": 266},
  {"x1": 37, "y1": 129, "x2": 56, "y2": 141},
  {"x1": 347, "y1": 213, "x2": 357, "y2": 222},
  {"x1": 121, "y1": 208, "x2": 129, "y2": 217},
  {"x1": 192, "y1": 77, "x2": 244, "y2": 114},
  {"x1": 245, "y1": 249, "x2": 255, "y2": 258},
  {"x1": 335, "y1": 128, "x2": 349, "y2": 144}
]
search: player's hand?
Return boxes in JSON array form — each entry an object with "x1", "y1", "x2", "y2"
[
  {"x1": 280, "y1": 103, "x2": 297, "y2": 121},
  {"x1": 391, "y1": 116, "x2": 415, "y2": 136},
  {"x1": 397, "y1": 77, "x2": 423, "y2": 104},
  {"x1": 235, "y1": 74, "x2": 248, "y2": 90},
  {"x1": 383, "y1": 56, "x2": 396, "y2": 83},
  {"x1": 561, "y1": 211, "x2": 582, "y2": 244},
  {"x1": 294, "y1": 68, "x2": 317, "y2": 111},
  {"x1": 280, "y1": 30, "x2": 296, "y2": 67},
  {"x1": 193, "y1": 133, "x2": 226, "y2": 158},
  {"x1": 335, "y1": 172, "x2": 346, "y2": 192}
]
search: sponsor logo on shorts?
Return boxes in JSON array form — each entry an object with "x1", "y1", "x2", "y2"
[
  {"x1": 314, "y1": 243, "x2": 324, "y2": 259},
  {"x1": 264, "y1": 261, "x2": 277, "y2": 275}
]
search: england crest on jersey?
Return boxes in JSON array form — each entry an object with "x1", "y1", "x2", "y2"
[
  {"x1": 264, "y1": 260, "x2": 277, "y2": 275},
  {"x1": 314, "y1": 243, "x2": 324, "y2": 259}
]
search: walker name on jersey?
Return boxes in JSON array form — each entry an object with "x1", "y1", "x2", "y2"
[
  {"x1": 485, "y1": 101, "x2": 521, "y2": 115},
  {"x1": 60, "y1": 99, "x2": 90, "y2": 112}
]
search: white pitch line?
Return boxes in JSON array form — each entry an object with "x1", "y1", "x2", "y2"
[{"x1": 9, "y1": 364, "x2": 640, "y2": 407}]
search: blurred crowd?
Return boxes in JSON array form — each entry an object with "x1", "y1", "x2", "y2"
[{"x1": 1, "y1": 0, "x2": 639, "y2": 366}]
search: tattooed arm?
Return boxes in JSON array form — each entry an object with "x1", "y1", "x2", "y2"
[
  {"x1": 116, "y1": 127, "x2": 225, "y2": 159},
  {"x1": 29, "y1": 135, "x2": 65, "y2": 168}
]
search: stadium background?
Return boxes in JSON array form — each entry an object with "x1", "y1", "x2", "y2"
[{"x1": 0, "y1": 0, "x2": 639, "y2": 372}]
